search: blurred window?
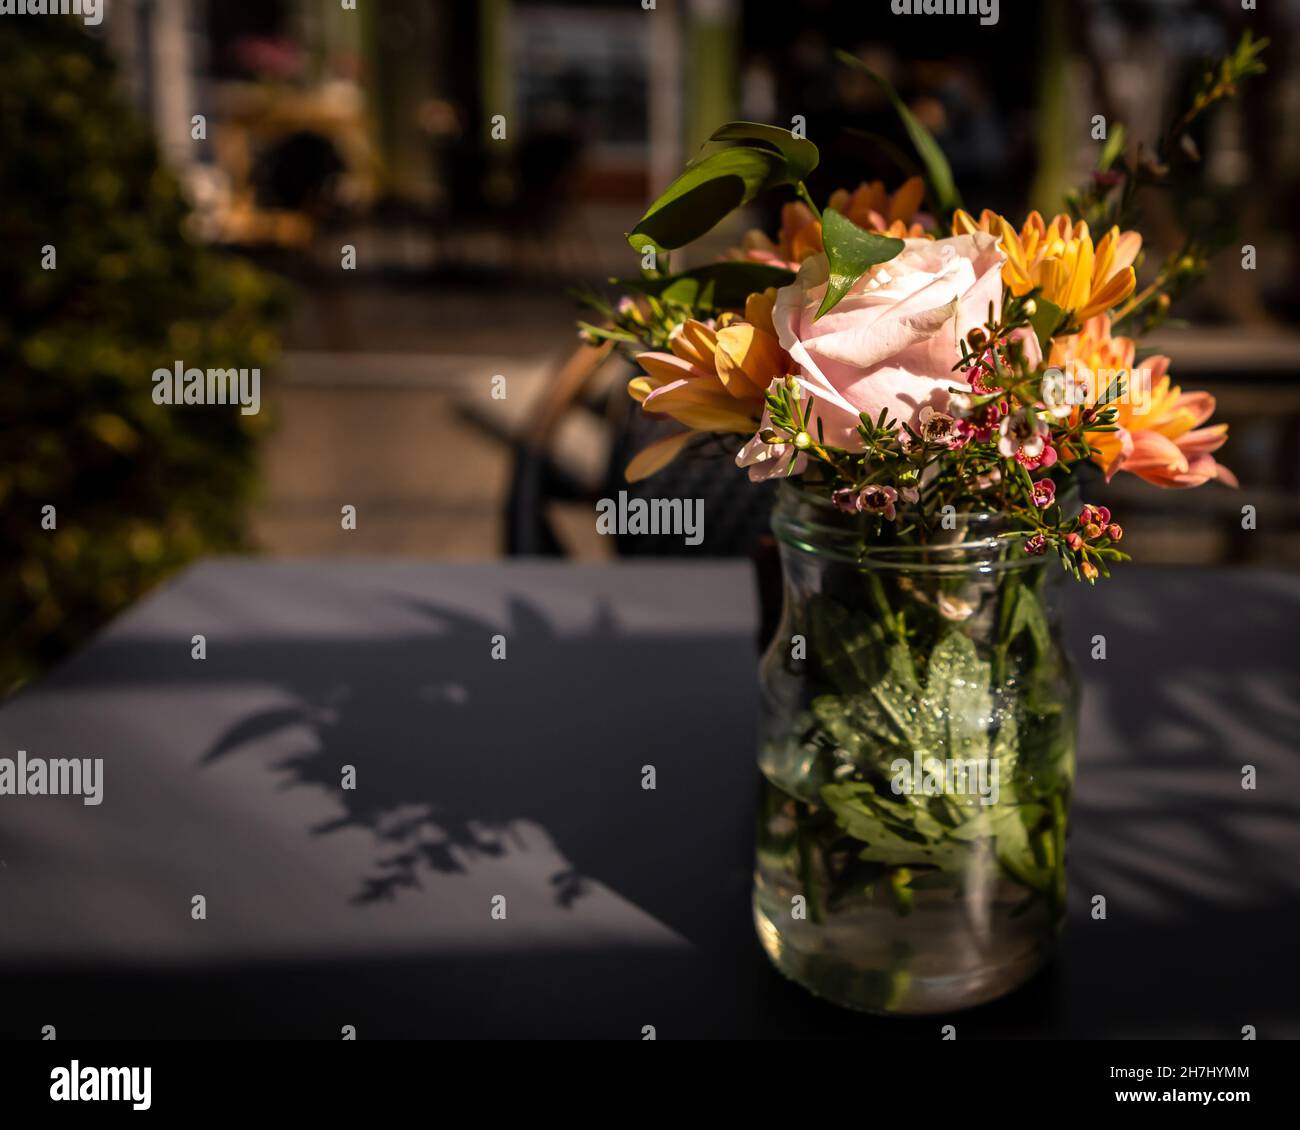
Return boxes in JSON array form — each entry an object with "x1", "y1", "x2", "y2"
[{"x1": 509, "y1": 4, "x2": 649, "y2": 164}]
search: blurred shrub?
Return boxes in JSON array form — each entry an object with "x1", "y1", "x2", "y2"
[{"x1": 0, "y1": 18, "x2": 288, "y2": 693}]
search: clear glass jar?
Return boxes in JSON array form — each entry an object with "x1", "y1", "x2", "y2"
[{"x1": 753, "y1": 484, "x2": 1079, "y2": 1014}]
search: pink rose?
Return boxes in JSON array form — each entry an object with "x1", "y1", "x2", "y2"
[{"x1": 769, "y1": 233, "x2": 1006, "y2": 448}]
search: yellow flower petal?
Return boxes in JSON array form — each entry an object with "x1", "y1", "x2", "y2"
[
  {"x1": 628, "y1": 376, "x2": 658, "y2": 403},
  {"x1": 951, "y1": 208, "x2": 980, "y2": 236},
  {"x1": 1076, "y1": 266, "x2": 1135, "y2": 320},
  {"x1": 1065, "y1": 236, "x2": 1095, "y2": 314}
]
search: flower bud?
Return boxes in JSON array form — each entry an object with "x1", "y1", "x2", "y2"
[
  {"x1": 793, "y1": 431, "x2": 812, "y2": 450},
  {"x1": 1107, "y1": 523, "x2": 1123, "y2": 541},
  {"x1": 1084, "y1": 523, "x2": 1102, "y2": 540},
  {"x1": 1081, "y1": 561, "x2": 1099, "y2": 582},
  {"x1": 1022, "y1": 299, "x2": 1038, "y2": 317}
]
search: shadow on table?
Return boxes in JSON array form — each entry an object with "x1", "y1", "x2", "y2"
[
  {"x1": 38, "y1": 588, "x2": 761, "y2": 949},
  {"x1": 1062, "y1": 570, "x2": 1300, "y2": 926},
  {"x1": 10, "y1": 567, "x2": 1298, "y2": 1037}
]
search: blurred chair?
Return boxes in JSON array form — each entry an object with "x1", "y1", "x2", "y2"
[{"x1": 505, "y1": 343, "x2": 777, "y2": 559}]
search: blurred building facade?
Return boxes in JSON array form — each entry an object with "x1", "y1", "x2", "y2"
[
  {"x1": 90, "y1": 0, "x2": 1300, "y2": 566},
  {"x1": 96, "y1": 3, "x2": 1299, "y2": 297}
]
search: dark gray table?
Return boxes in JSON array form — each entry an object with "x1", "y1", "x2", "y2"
[{"x1": 1, "y1": 561, "x2": 1297, "y2": 1039}]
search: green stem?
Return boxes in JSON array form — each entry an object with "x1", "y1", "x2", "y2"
[
  {"x1": 865, "y1": 570, "x2": 906, "y2": 646},
  {"x1": 795, "y1": 180, "x2": 821, "y2": 219}
]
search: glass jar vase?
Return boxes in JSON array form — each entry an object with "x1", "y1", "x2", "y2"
[{"x1": 753, "y1": 484, "x2": 1079, "y2": 1014}]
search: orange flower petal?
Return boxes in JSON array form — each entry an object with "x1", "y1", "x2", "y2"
[
  {"x1": 669, "y1": 320, "x2": 718, "y2": 368},
  {"x1": 744, "y1": 290, "x2": 778, "y2": 338},
  {"x1": 643, "y1": 379, "x2": 757, "y2": 433},
  {"x1": 637, "y1": 351, "x2": 714, "y2": 386},
  {"x1": 888, "y1": 176, "x2": 926, "y2": 223},
  {"x1": 625, "y1": 431, "x2": 694, "y2": 483},
  {"x1": 714, "y1": 323, "x2": 785, "y2": 400}
]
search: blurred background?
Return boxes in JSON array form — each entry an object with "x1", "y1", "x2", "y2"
[{"x1": 4, "y1": 0, "x2": 1300, "y2": 691}]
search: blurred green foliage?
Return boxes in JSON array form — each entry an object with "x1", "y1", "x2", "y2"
[{"x1": 0, "y1": 18, "x2": 288, "y2": 694}]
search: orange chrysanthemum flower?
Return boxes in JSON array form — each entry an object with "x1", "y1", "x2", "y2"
[
  {"x1": 953, "y1": 209, "x2": 1141, "y2": 321},
  {"x1": 626, "y1": 291, "x2": 790, "y2": 481},
  {"x1": 827, "y1": 177, "x2": 931, "y2": 240},
  {"x1": 1050, "y1": 314, "x2": 1235, "y2": 488}
]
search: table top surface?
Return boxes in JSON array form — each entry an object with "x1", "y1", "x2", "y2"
[{"x1": 2, "y1": 559, "x2": 1297, "y2": 1039}]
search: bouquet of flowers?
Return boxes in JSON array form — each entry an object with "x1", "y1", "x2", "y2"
[
  {"x1": 578, "y1": 35, "x2": 1266, "y2": 1013},
  {"x1": 581, "y1": 38, "x2": 1269, "y2": 577}
]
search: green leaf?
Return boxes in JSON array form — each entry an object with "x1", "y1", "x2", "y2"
[
  {"x1": 922, "y1": 631, "x2": 992, "y2": 761},
  {"x1": 1029, "y1": 298, "x2": 1064, "y2": 352},
  {"x1": 822, "y1": 783, "x2": 964, "y2": 870},
  {"x1": 627, "y1": 146, "x2": 785, "y2": 255},
  {"x1": 809, "y1": 597, "x2": 891, "y2": 692},
  {"x1": 807, "y1": 603, "x2": 863, "y2": 690},
  {"x1": 1097, "y1": 122, "x2": 1126, "y2": 172},
  {"x1": 610, "y1": 261, "x2": 794, "y2": 310},
  {"x1": 816, "y1": 208, "x2": 905, "y2": 319},
  {"x1": 811, "y1": 688, "x2": 910, "y2": 757},
  {"x1": 995, "y1": 803, "x2": 1056, "y2": 896},
  {"x1": 1007, "y1": 583, "x2": 1051, "y2": 660},
  {"x1": 1012, "y1": 587, "x2": 1066, "y2": 718},
  {"x1": 575, "y1": 320, "x2": 641, "y2": 345},
  {"x1": 708, "y1": 121, "x2": 819, "y2": 184},
  {"x1": 835, "y1": 51, "x2": 963, "y2": 217}
]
